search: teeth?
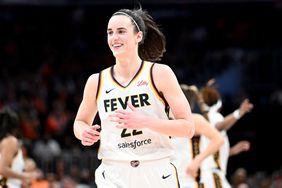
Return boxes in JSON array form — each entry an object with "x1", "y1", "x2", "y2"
[{"x1": 113, "y1": 44, "x2": 122, "y2": 47}]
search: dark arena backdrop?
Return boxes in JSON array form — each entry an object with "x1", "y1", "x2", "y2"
[{"x1": 0, "y1": 0, "x2": 281, "y2": 187}]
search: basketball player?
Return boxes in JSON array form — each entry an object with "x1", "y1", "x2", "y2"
[
  {"x1": 170, "y1": 84, "x2": 224, "y2": 188},
  {"x1": 73, "y1": 7, "x2": 195, "y2": 188},
  {"x1": 199, "y1": 80, "x2": 253, "y2": 188},
  {"x1": 0, "y1": 107, "x2": 39, "y2": 188}
]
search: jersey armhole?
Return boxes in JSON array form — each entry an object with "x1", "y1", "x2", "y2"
[
  {"x1": 150, "y1": 63, "x2": 169, "y2": 113},
  {"x1": 95, "y1": 71, "x2": 102, "y2": 101}
]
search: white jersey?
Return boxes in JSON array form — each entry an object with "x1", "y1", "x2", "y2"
[
  {"x1": 0, "y1": 149, "x2": 25, "y2": 188},
  {"x1": 200, "y1": 169, "x2": 231, "y2": 188},
  {"x1": 200, "y1": 110, "x2": 231, "y2": 188},
  {"x1": 208, "y1": 110, "x2": 229, "y2": 175},
  {"x1": 170, "y1": 136, "x2": 201, "y2": 188},
  {"x1": 200, "y1": 111, "x2": 229, "y2": 173},
  {"x1": 96, "y1": 61, "x2": 172, "y2": 161}
]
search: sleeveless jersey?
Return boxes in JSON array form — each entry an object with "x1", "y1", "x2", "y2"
[
  {"x1": 199, "y1": 111, "x2": 231, "y2": 188},
  {"x1": 170, "y1": 136, "x2": 201, "y2": 188},
  {"x1": 96, "y1": 61, "x2": 172, "y2": 161},
  {"x1": 200, "y1": 111, "x2": 229, "y2": 174},
  {"x1": 0, "y1": 149, "x2": 25, "y2": 188}
]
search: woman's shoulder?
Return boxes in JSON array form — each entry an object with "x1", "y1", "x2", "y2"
[
  {"x1": 88, "y1": 73, "x2": 100, "y2": 81},
  {"x1": 149, "y1": 62, "x2": 178, "y2": 91},
  {"x1": 150, "y1": 62, "x2": 170, "y2": 68},
  {"x1": 150, "y1": 62, "x2": 173, "y2": 75},
  {"x1": 1, "y1": 135, "x2": 19, "y2": 149}
]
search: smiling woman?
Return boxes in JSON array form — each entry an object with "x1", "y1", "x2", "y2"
[{"x1": 73, "y1": 6, "x2": 195, "y2": 188}]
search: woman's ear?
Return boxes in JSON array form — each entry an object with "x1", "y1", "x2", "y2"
[{"x1": 136, "y1": 31, "x2": 143, "y2": 44}]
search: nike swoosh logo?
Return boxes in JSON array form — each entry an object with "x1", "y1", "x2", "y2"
[
  {"x1": 102, "y1": 170, "x2": 105, "y2": 179},
  {"x1": 105, "y1": 88, "x2": 115, "y2": 94},
  {"x1": 162, "y1": 174, "x2": 171, "y2": 179}
]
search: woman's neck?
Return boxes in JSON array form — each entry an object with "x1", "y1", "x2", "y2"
[{"x1": 113, "y1": 57, "x2": 142, "y2": 86}]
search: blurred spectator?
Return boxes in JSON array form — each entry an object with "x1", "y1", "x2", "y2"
[
  {"x1": 231, "y1": 168, "x2": 249, "y2": 188},
  {"x1": 32, "y1": 133, "x2": 61, "y2": 174}
]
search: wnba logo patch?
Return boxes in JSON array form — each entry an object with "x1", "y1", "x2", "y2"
[{"x1": 130, "y1": 160, "x2": 140, "y2": 167}]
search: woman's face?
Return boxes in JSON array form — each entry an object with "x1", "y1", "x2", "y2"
[{"x1": 107, "y1": 15, "x2": 142, "y2": 59}]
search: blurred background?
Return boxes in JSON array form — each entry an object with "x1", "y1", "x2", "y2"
[{"x1": 0, "y1": 0, "x2": 282, "y2": 187}]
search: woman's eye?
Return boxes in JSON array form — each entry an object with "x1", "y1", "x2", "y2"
[{"x1": 118, "y1": 30, "x2": 126, "y2": 34}]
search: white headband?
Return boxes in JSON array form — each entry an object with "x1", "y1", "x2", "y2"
[{"x1": 114, "y1": 12, "x2": 141, "y2": 32}]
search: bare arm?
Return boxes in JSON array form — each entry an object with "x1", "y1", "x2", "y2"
[
  {"x1": 215, "y1": 113, "x2": 239, "y2": 131},
  {"x1": 216, "y1": 99, "x2": 254, "y2": 131},
  {"x1": 151, "y1": 64, "x2": 195, "y2": 138},
  {"x1": 0, "y1": 137, "x2": 37, "y2": 184},
  {"x1": 73, "y1": 73, "x2": 100, "y2": 146},
  {"x1": 187, "y1": 114, "x2": 224, "y2": 177},
  {"x1": 229, "y1": 140, "x2": 250, "y2": 157}
]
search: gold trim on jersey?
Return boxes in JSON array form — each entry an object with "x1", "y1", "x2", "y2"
[
  {"x1": 96, "y1": 72, "x2": 103, "y2": 101},
  {"x1": 98, "y1": 62, "x2": 167, "y2": 108},
  {"x1": 170, "y1": 162, "x2": 180, "y2": 188},
  {"x1": 97, "y1": 61, "x2": 169, "y2": 116},
  {"x1": 96, "y1": 70, "x2": 106, "y2": 101},
  {"x1": 212, "y1": 172, "x2": 223, "y2": 188},
  {"x1": 192, "y1": 135, "x2": 203, "y2": 184},
  {"x1": 148, "y1": 63, "x2": 166, "y2": 106},
  {"x1": 109, "y1": 61, "x2": 145, "y2": 89},
  {"x1": 213, "y1": 151, "x2": 221, "y2": 170},
  {"x1": 0, "y1": 177, "x2": 7, "y2": 188}
]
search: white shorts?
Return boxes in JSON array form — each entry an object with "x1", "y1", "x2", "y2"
[
  {"x1": 95, "y1": 157, "x2": 180, "y2": 188},
  {"x1": 200, "y1": 169, "x2": 231, "y2": 188}
]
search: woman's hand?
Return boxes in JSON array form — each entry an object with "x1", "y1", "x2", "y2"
[
  {"x1": 109, "y1": 103, "x2": 149, "y2": 129},
  {"x1": 22, "y1": 170, "x2": 41, "y2": 188},
  {"x1": 81, "y1": 125, "x2": 100, "y2": 146},
  {"x1": 186, "y1": 159, "x2": 201, "y2": 178}
]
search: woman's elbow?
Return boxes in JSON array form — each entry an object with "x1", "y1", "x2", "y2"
[
  {"x1": 186, "y1": 121, "x2": 195, "y2": 138},
  {"x1": 218, "y1": 136, "x2": 225, "y2": 147}
]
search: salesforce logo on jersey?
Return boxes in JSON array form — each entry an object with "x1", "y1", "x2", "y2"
[{"x1": 118, "y1": 138, "x2": 152, "y2": 149}]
